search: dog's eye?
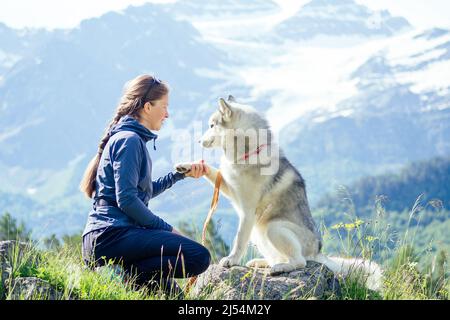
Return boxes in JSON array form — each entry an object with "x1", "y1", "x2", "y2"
[{"x1": 210, "y1": 124, "x2": 214, "y2": 128}]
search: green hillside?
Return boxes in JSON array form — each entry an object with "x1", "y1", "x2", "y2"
[
  {"x1": 316, "y1": 156, "x2": 450, "y2": 214},
  {"x1": 312, "y1": 156, "x2": 450, "y2": 264}
]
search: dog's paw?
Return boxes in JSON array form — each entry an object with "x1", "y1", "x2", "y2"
[
  {"x1": 269, "y1": 263, "x2": 297, "y2": 276},
  {"x1": 174, "y1": 163, "x2": 192, "y2": 174},
  {"x1": 219, "y1": 255, "x2": 240, "y2": 268},
  {"x1": 245, "y1": 258, "x2": 269, "y2": 268}
]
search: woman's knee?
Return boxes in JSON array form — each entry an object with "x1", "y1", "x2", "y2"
[
  {"x1": 198, "y1": 245, "x2": 211, "y2": 271},
  {"x1": 185, "y1": 243, "x2": 211, "y2": 275}
]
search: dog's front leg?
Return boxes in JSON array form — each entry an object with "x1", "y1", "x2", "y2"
[
  {"x1": 203, "y1": 165, "x2": 232, "y2": 198},
  {"x1": 219, "y1": 213, "x2": 255, "y2": 268},
  {"x1": 175, "y1": 162, "x2": 233, "y2": 198}
]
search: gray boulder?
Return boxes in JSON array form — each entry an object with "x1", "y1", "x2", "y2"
[
  {"x1": 0, "y1": 240, "x2": 65, "y2": 300},
  {"x1": 0, "y1": 241, "x2": 30, "y2": 296},
  {"x1": 7, "y1": 277, "x2": 63, "y2": 300},
  {"x1": 192, "y1": 262, "x2": 341, "y2": 300}
]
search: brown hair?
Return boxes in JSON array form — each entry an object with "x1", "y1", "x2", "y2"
[{"x1": 79, "y1": 74, "x2": 169, "y2": 198}]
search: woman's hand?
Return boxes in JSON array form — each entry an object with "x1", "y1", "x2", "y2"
[{"x1": 184, "y1": 160, "x2": 208, "y2": 178}]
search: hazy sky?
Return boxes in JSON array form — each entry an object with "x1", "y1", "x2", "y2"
[{"x1": 0, "y1": 0, "x2": 448, "y2": 31}]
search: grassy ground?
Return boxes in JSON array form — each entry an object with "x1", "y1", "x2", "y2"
[{"x1": 1, "y1": 201, "x2": 448, "y2": 300}]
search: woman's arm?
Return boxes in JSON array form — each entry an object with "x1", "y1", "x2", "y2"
[
  {"x1": 111, "y1": 134, "x2": 173, "y2": 231},
  {"x1": 151, "y1": 171, "x2": 185, "y2": 198},
  {"x1": 176, "y1": 161, "x2": 232, "y2": 198},
  {"x1": 152, "y1": 161, "x2": 207, "y2": 198}
]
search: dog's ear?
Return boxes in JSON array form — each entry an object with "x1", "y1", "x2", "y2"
[
  {"x1": 218, "y1": 98, "x2": 232, "y2": 122},
  {"x1": 227, "y1": 95, "x2": 236, "y2": 102}
]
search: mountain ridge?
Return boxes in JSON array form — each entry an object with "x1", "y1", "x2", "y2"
[{"x1": 0, "y1": 1, "x2": 448, "y2": 243}]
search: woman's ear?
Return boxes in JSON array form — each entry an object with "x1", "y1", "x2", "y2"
[{"x1": 144, "y1": 101, "x2": 152, "y2": 112}]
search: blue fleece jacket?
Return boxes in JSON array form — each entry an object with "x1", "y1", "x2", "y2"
[{"x1": 82, "y1": 115, "x2": 185, "y2": 236}]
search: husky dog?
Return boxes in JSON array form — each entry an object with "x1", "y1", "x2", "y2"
[{"x1": 176, "y1": 96, "x2": 382, "y2": 290}]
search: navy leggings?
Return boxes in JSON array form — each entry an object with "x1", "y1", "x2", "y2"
[{"x1": 82, "y1": 226, "x2": 211, "y2": 284}]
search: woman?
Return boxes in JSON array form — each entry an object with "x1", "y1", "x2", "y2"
[{"x1": 79, "y1": 74, "x2": 210, "y2": 295}]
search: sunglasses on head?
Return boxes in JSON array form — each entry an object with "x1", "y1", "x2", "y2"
[{"x1": 143, "y1": 77, "x2": 162, "y2": 101}]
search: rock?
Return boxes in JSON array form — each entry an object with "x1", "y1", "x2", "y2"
[
  {"x1": 0, "y1": 241, "x2": 31, "y2": 298},
  {"x1": 192, "y1": 262, "x2": 341, "y2": 300},
  {"x1": 1, "y1": 240, "x2": 33, "y2": 271},
  {"x1": 7, "y1": 277, "x2": 63, "y2": 300},
  {"x1": 0, "y1": 240, "x2": 29, "y2": 262},
  {"x1": 0, "y1": 240, "x2": 64, "y2": 300}
]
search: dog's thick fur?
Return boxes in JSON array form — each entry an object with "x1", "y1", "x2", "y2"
[{"x1": 176, "y1": 96, "x2": 382, "y2": 290}]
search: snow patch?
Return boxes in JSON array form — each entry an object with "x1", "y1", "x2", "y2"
[{"x1": 396, "y1": 59, "x2": 450, "y2": 93}]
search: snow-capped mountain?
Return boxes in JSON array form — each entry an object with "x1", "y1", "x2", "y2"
[
  {"x1": 0, "y1": 0, "x2": 448, "y2": 241},
  {"x1": 0, "y1": 3, "x2": 227, "y2": 170},
  {"x1": 274, "y1": 0, "x2": 411, "y2": 41},
  {"x1": 0, "y1": 3, "x2": 234, "y2": 236},
  {"x1": 0, "y1": 23, "x2": 22, "y2": 75},
  {"x1": 169, "y1": 0, "x2": 280, "y2": 20},
  {"x1": 0, "y1": 22, "x2": 54, "y2": 78},
  {"x1": 0, "y1": 2, "x2": 251, "y2": 239},
  {"x1": 166, "y1": 0, "x2": 285, "y2": 43},
  {"x1": 278, "y1": 27, "x2": 450, "y2": 202}
]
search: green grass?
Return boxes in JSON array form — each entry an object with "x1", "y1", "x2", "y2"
[
  {"x1": 1, "y1": 196, "x2": 448, "y2": 300},
  {"x1": 316, "y1": 196, "x2": 449, "y2": 300},
  {"x1": 1, "y1": 240, "x2": 180, "y2": 300}
]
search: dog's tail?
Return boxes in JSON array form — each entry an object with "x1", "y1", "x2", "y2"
[{"x1": 311, "y1": 254, "x2": 383, "y2": 291}]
